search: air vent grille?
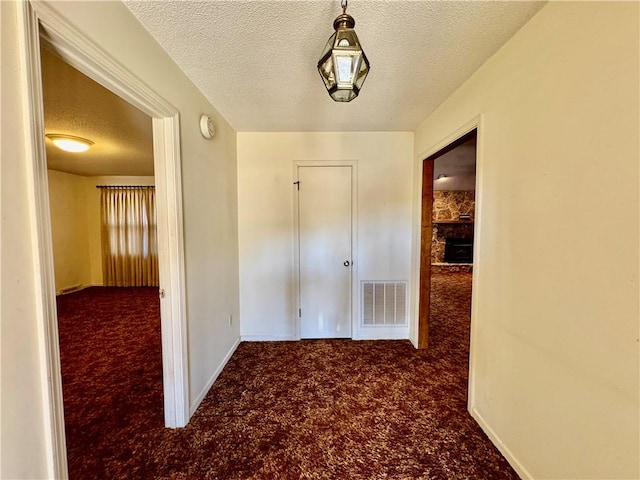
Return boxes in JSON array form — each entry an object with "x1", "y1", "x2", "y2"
[{"x1": 362, "y1": 281, "x2": 407, "y2": 326}]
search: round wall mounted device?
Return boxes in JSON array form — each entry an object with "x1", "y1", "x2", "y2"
[{"x1": 200, "y1": 115, "x2": 215, "y2": 139}]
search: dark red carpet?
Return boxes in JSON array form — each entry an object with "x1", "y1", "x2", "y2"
[
  {"x1": 56, "y1": 287, "x2": 164, "y2": 478},
  {"x1": 57, "y1": 273, "x2": 518, "y2": 479}
]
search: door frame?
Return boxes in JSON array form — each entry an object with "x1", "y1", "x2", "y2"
[
  {"x1": 17, "y1": 2, "x2": 189, "y2": 477},
  {"x1": 292, "y1": 160, "x2": 358, "y2": 340},
  {"x1": 417, "y1": 158, "x2": 435, "y2": 349},
  {"x1": 411, "y1": 115, "x2": 485, "y2": 410}
]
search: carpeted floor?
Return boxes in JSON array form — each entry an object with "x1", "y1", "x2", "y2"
[
  {"x1": 57, "y1": 287, "x2": 164, "y2": 477},
  {"x1": 57, "y1": 272, "x2": 518, "y2": 479}
]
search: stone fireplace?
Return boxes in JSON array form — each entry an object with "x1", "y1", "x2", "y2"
[
  {"x1": 445, "y1": 238, "x2": 474, "y2": 263},
  {"x1": 431, "y1": 191, "x2": 475, "y2": 266}
]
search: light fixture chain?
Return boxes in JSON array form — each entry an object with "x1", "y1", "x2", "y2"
[{"x1": 341, "y1": 0, "x2": 347, "y2": 13}]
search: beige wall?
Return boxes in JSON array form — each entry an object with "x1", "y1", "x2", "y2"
[
  {"x1": 1, "y1": 2, "x2": 51, "y2": 478},
  {"x1": 4, "y1": 1, "x2": 638, "y2": 478},
  {"x1": 2, "y1": 2, "x2": 240, "y2": 477},
  {"x1": 412, "y1": 2, "x2": 639, "y2": 478},
  {"x1": 237, "y1": 132, "x2": 414, "y2": 340},
  {"x1": 47, "y1": 170, "x2": 91, "y2": 292},
  {"x1": 46, "y1": 0, "x2": 241, "y2": 412},
  {"x1": 47, "y1": 173, "x2": 155, "y2": 291}
]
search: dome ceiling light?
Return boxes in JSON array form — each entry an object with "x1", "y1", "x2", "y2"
[
  {"x1": 317, "y1": 0, "x2": 370, "y2": 102},
  {"x1": 45, "y1": 134, "x2": 94, "y2": 153}
]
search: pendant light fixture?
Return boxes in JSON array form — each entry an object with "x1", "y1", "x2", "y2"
[{"x1": 317, "y1": 0, "x2": 370, "y2": 102}]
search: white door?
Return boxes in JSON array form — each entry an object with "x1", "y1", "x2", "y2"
[{"x1": 297, "y1": 165, "x2": 353, "y2": 338}]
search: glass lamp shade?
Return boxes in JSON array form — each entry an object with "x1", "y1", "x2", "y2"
[
  {"x1": 318, "y1": 22, "x2": 370, "y2": 102},
  {"x1": 45, "y1": 134, "x2": 94, "y2": 153}
]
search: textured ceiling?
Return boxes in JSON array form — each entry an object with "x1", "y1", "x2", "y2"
[
  {"x1": 124, "y1": 0, "x2": 545, "y2": 132},
  {"x1": 434, "y1": 136, "x2": 476, "y2": 191},
  {"x1": 41, "y1": 47, "x2": 154, "y2": 177}
]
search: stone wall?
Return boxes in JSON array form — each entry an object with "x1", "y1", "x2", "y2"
[
  {"x1": 431, "y1": 191, "x2": 475, "y2": 264},
  {"x1": 433, "y1": 191, "x2": 475, "y2": 221}
]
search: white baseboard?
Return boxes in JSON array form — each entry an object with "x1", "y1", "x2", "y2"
[
  {"x1": 353, "y1": 328, "x2": 409, "y2": 340},
  {"x1": 241, "y1": 335, "x2": 299, "y2": 342},
  {"x1": 470, "y1": 406, "x2": 531, "y2": 480},
  {"x1": 241, "y1": 333, "x2": 410, "y2": 341},
  {"x1": 189, "y1": 337, "x2": 240, "y2": 416}
]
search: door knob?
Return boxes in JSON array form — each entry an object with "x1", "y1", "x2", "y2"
[{"x1": 343, "y1": 260, "x2": 351, "y2": 267}]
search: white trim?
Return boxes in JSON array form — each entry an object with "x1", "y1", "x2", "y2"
[
  {"x1": 241, "y1": 335, "x2": 300, "y2": 342},
  {"x1": 36, "y1": 3, "x2": 175, "y2": 117},
  {"x1": 291, "y1": 162, "x2": 302, "y2": 340},
  {"x1": 35, "y1": 0, "x2": 190, "y2": 427},
  {"x1": 18, "y1": 3, "x2": 190, "y2": 475},
  {"x1": 292, "y1": 160, "x2": 359, "y2": 340},
  {"x1": 16, "y1": 3, "x2": 67, "y2": 477},
  {"x1": 467, "y1": 116, "x2": 485, "y2": 413},
  {"x1": 153, "y1": 115, "x2": 189, "y2": 427},
  {"x1": 414, "y1": 117, "x2": 482, "y2": 163},
  {"x1": 189, "y1": 339, "x2": 241, "y2": 416},
  {"x1": 470, "y1": 407, "x2": 532, "y2": 480},
  {"x1": 410, "y1": 114, "x2": 484, "y2": 411}
]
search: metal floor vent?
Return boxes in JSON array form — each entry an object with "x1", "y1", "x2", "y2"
[{"x1": 362, "y1": 281, "x2": 407, "y2": 326}]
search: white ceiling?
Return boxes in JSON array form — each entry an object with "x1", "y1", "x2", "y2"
[
  {"x1": 124, "y1": 0, "x2": 545, "y2": 132},
  {"x1": 41, "y1": 47, "x2": 154, "y2": 177},
  {"x1": 41, "y1": 1, "x2": 542, "y2": 177}
]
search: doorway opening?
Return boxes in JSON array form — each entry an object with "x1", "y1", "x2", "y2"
[
  {"x1": 17, "y1": 3, "x2": 189, "y2": 474},
  {"x1": 40, "y1": 45, "x2": 166, "y2": 475},
  {"x1": 418, "y1": 129, "x2": 477, "y2": 350}
]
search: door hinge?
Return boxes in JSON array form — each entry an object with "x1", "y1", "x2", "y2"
[
  {"x1": 293, "y1": 181, "x2": 300, "y2": 191},
  {"x1": 299, "y1": 308, "x2": 301, "y2": 317}
]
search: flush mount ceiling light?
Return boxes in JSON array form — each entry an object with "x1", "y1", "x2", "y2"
[
  {"x1": 437, "y1": 174, "x2": 447, "y2": 180},
  {"x1": 317, "y1": 0, "x2": 370, "y2": 102},
  {"x1": 45, "y1": 134, "x2": 94, "y2": 153}
]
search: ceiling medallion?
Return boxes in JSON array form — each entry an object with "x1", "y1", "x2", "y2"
[{"x1": 317, "y1": 0, "x2": 370, "y2": 102}]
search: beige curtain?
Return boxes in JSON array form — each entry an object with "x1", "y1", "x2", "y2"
[{"x1": 100, "y1": 186, "x2": 159, "y2": 287}]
